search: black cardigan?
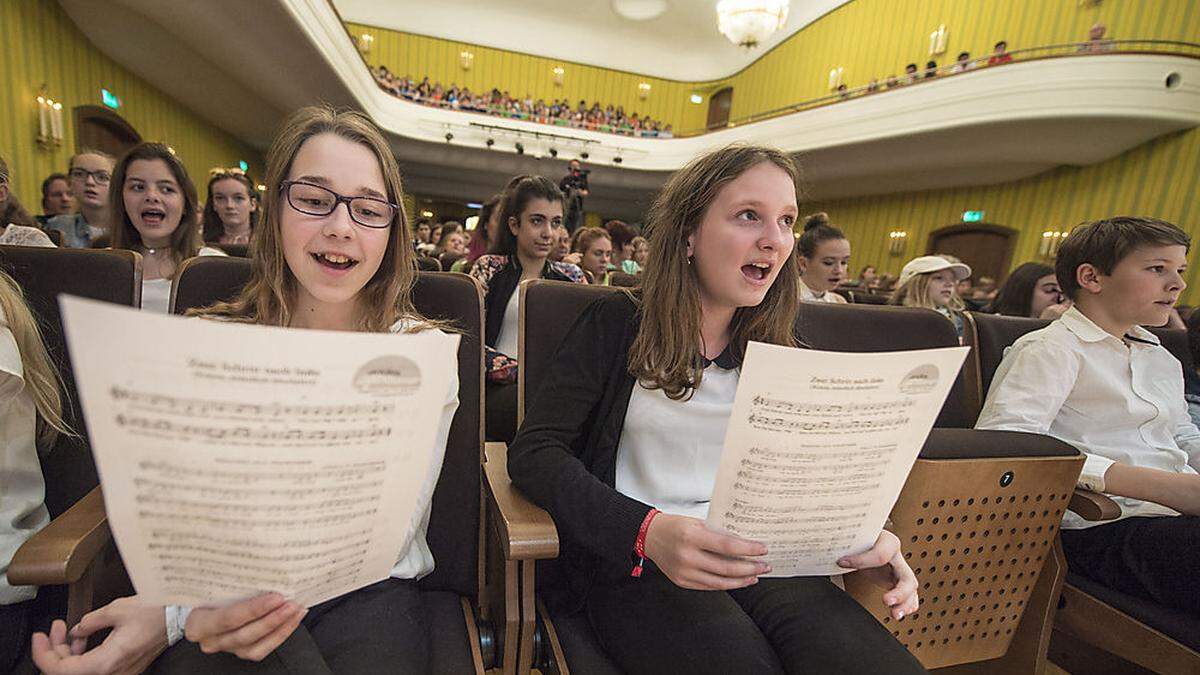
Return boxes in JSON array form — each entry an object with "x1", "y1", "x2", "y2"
[
  {"x1": 507, "y1": 292, "x2": 649, "y2": 605},
  {"x1": 482, "y1": 257, "x2": 575, "y2": 349}
]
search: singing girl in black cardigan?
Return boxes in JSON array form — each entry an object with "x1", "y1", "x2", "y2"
[{"x1": 508, "y1": 145, "x2": 925, "y2": 674}]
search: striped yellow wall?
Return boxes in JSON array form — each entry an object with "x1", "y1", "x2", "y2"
[
  {"x1": 726, "y1": 0, "x2": 1200, "y2": 122},
  {"x1": 804, "y1": 126, "x2": 1200, "y2": 303},
  {"x1": 0, "y1": 0, "x2": 264, "y2": 212},
  {"x1": 346, "y1": 21, "x2": 718, "y2": 132}
]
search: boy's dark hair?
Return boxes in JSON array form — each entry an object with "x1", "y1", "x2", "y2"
[{"x1": 1055, "y1": 216, "x2": 1191, "y2": 299}]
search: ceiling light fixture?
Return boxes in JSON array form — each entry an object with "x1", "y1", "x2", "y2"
[
  {"x1": 611, "y1": 0, "x2": 669, "y2": 21},
  {"x1": 716, "y1": 0, "x2": 789, "y2": 48}
]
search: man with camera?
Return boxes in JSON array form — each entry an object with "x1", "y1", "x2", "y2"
[{"x1": 559, "y1": 159, "x2": 589, "y2": 233}]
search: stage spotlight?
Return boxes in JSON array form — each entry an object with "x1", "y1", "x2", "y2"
[
  {"x1": 613, "y1": 156, "x2": 623, "y2": 164},
  {"x1": 515, "y1": 142, "x2": 525, "y2": 155},
  {"x1": 444, "y1": 132, "x2": 453, "y2": 143},
  {"x1": 486, "y1": 138, "x2": 495, "y2": 148},
  {"x1": 549, "y1": 147, "x2": 558, "y2": 157},
  {"x1": 580, "y1": 152, "x2": 589, "y2": 160}
]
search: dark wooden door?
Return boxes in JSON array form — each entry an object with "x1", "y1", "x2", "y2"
[
  {"x1": 707, "y1": 87, "x2": 733, "y2": 130},
  {"x1": 74, "y1": 105, "x2": 141, "y2": 157},
  {"x1": 927, "y1": 224, "x2": 1016, "y2": 282}
]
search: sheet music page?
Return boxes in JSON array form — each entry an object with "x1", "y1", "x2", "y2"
[
  {"x1": 59, "y1": 296, "x2": 460, "y2": 607},
  {"x1": 707, "y1": 342, "x2": 968, "y2": 576}
]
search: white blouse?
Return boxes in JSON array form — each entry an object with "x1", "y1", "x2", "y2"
[
  {"x1": 141, "y1": 247, "x2": 228, "y2": 313},
  {"x1": 0, "y1": 323, "x2": 47, "y2": 605},
  {"x1": 615, "y1": 363, "x2": 740, "y2": 519}
]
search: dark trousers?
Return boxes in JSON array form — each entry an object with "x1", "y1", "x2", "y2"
[
  {"x1": 485, "y1": 382, "x2": 518, "y2": 443},
  {"x1": 152, "y1": 579, "x2": 428, "y2": 674},
  {"x1": 586, "y1": 570, "x2": 926, "y2": 675},
  {"x1": 1, "y1": 599, "x2": 35, "y2": 674},
  {"x1": 1060, "y1": 515, "x2": 1200, "y2": 617}
]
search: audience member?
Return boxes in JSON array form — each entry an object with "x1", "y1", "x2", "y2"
[
  {"x1": 464, "y1": 195, "x2": 500, "y2": 266},
  {"x1": 44, "y1": 150, "x2": 114, "y2": 248},
  {"x1": 884, "y1": 75, "x2": 899, "y2": 88},
  {"x1": 560, "y1": 160, "x2": 590, "y2": 233},
  {"x1": 571, "y1": 226, "x2": 613, "y2": 285},
  {"x1": 856, "y1": 265, "x2": 877, "y2": 286},
  {"x1": 436, "y1": 223, "x2": 467, "y2": 257},
  {"x1": 605, "y1": 219, "x2": 641, "y2": 275},
  {"x1": 988, "y1": 41, "x2": 1014, "y2": 65},
  {"x1": 1187, "y1": 309, "x2": 1200, "y2": 428},
  {"x1": 949, "y1": 52, "x2": 975, "y2": 73},
  {"x1": 632, "y1": 235, "x2": 649, "y2": 269},
  {"x1": 0, "y1": 269, "x2": 71, "y2": 674},
  {"x1": 989, "y1": 262, "x2": 1066, "y2": 318},
  {"x1": 202, "y1": 167, "x2": 258, "y2": 246},
  {"x1": 890, "y1": 255, "x2": 971, "y2": 338},
  {"x1": 923, "y1": 60, "x2": 939, "y2": 79},
  {"x1": 38, "y1": 173, "x2": 74, "y2": 223},
  {"x1": 866, "y1": 79, "x2": 880, "y2": 93},
  {"x1": 970, "y1": 275, "x2": 998, "y2": 303},
  {"x1": 470, "y1": 175, "x2": 585, "y2": 441},
  {"x1": 797, "y1": 212, "x2": 849, "y2": 303},
  {"x1": 976, "y1": 216, "x2": 1200, "y2": 619},
  {"x1": 1079, "y1": 22, "x2": 1115, "y2": 53},
  {"x1": 507, "y1": 145, "x2": 923, "y2": 674},
  {"x1": 109, "y1": 143, "x2": 225, "y2": 313},
  {"x1": 32, "y1": 106, "x2": 460, "y2": 675},
  {"x1": 548, "y1": 223, "x2": 571, "y2": 263},
  {"x1": 0, "y1": 156, "x2": 35, "y2": 227},
  {"x1": 903, "y1": 63, "x2": 919, "y2": 84}
]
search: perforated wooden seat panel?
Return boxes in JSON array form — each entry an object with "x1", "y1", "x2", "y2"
[{"x1": 844, "y1": 455, "x2": 1083, "y2": 670}]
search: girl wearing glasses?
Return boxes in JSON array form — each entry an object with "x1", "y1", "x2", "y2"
[
  {"x1": 32, "y1": 107, "x2": 460, "y2": 674},
  {"x1": 202, "y1": 168, "x2": 258, "y2": 247},
  {"x1": 469, "y1": 175, "x2": 585, "y2": 442},
  {"x1": 108, "y1": 143, "x2": 227, "y2": 313}
]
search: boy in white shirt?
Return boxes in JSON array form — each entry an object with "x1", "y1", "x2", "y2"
[{"x1": 976, "y1": 216, "x2": 1199, "y2": 617}]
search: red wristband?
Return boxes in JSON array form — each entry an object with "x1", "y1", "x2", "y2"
[{"x1": 631, "y1": 508, "x2": 660, "y2": 578}]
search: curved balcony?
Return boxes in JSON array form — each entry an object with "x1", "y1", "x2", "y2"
[{"x1": 60, "y1": 0, "x2": 1200, "y2": 216}]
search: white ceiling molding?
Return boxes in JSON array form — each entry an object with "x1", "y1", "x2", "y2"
[{"x1": 333, "y1": 0, "x2": 854, "y2": 81}]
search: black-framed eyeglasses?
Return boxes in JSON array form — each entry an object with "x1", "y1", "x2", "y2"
[
  {"x1": 69, "y1": 168, "x2": 112, "y2": 185},
  {"x1": 281, "y1": 180, "x2": 396, "y2": 229}
]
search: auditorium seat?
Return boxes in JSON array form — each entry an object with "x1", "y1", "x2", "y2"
[
  {"x1": 487, "y1": 282, "x2": 1084, "y2": 673},
  {"x1": 795, "y1": 303, "x2": 971, "y2": 428},
  {"x1": 964, "y1": 311, "x2": 1200, "y2": 674},
  {"x1": 212, "y1": 242, "x2": 249, "y2": 257},
  {"x1": 608, "y1": 271, "x2": 640, "y2": 287},
  {"x1": 9, "y1": 256, "x2": 548, "y2": 672},
  {"x1": 0, "y1": 245, "x2": 143, "y2": 640}
]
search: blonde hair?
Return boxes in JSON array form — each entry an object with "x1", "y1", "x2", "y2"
[
  {"x1": 889, "y1": 272, "x2": 965, "y2": 311},
  {"x1": 0, "y1": 270, "x2": 71, "y2": 448},
  {"x1": 191, "y1": 106, "x2": 430, "y2": 332},
  {"x1": 629, "y1": 144, "x2": 802, "y2": 400}
]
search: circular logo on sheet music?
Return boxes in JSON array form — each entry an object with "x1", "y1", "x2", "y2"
[
  {"x1": 898, "y1": 364, "x2": 939, "y2": 395},
  {"x1": 353, "y1": 356, "x2": 421, "y2": 396}
]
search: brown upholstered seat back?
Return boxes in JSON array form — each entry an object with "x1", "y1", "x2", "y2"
[
  {"x1": 795, "y1": 303, "x2": 972, "y2": 428},
  {"x1": 171, "y1": 257, "x2": 485, "y2": 596},
  {"x1": 0, "y1": 246, "x2": 141, "y2": 517},
  {"x1": 518, "y1": 280, "x2": 622, "y2": 421}
]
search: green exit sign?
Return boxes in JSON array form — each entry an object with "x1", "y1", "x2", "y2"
[
  {"x1": 962, "y1": 210, "x2": 984, "y2": 223},
  {"x1": 238, "y1": 160, "x2": 249, "y2": 172},
  {"x1": 101, "y1": 88, "x2": 120, "y2": 109}
]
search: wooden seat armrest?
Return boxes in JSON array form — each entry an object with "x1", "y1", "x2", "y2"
[
  {"x1": 9, "y1": 487, "x2": 110, "y2": 586},
  {"x1": 1068, "y1": 488, "x2": 1121, "y2": 521},
  {"x1": 483, "y1": 442, "x2": 559, "y2": 561}
]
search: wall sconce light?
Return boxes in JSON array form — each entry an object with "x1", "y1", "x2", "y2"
[
  {"x1": 358, "y1": 33, "x2": 374, "y2": 54},
  {"x1": 637, "y1": 82, "x2": 652, "y2": 100},
  {"x1": 888, "y1": 230, "x2": 908, "y2": 256},
  {"x1": 689, "y1": 93, "x2": 704, "y2": 104},
  {"x1": 420, "y1": 210, "x2": 434, "y2": 218},
  {"x1": 928, "y1": 24, "x2": 948, "y2": 56},
  {"x1": 36, "y1": 86, "x2": 64, "y2": 148},
  {"x1": 1039, "y1": 230, "x2": 1068, "y2": 257},
  {"x1": 827, "y1": 67, "x2": 844, "y2": 91},
  {"x1": 256, "y1": 184, "x2": 267, "y2": 192},
  {"x1": 552, "y1": 66, "x2": 565, "y2": 86},
  {"x1": 459, "y1": 51, "x2": 474, "y2": 70}
]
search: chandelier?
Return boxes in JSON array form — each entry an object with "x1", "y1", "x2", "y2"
[{"x1": 716, "y1": 0, "x2": 789, "y2": 48}]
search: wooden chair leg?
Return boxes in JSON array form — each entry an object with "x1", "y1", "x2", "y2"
[
  {"x1": 515, "y1": 561, "x2": 537, "y2": 674},
  {"x1": 537, "y1": 598, "x2": 570, "y2": 675}
]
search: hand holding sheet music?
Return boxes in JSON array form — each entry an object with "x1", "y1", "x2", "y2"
[
  {"x1": 60, "y1": 296, "x2": 460, "y2": 608},
  {"x1": 706, "y1": 342, "x2": 968, "y2": 576}
]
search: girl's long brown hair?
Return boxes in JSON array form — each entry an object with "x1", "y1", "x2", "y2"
[
  {"x1": 0, "y1": 270, "x2": 72, "y2": 448},
  {"x1": 109, "y1": 143, "x2": 202, "y2": 279},
  {"x1": 192, "y1": 106, "x2": 428, "y2": 332},
  {"x1": 629, "y1": 145, "x2": 803, "y2": 400}
]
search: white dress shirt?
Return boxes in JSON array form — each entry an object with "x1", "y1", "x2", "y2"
[
  {"x1": 976, "y1": 306, "x2": 1200, "y2": 530},
  {"x1": 799, "y1": 280, "x2": 847, "y2": 304}
]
